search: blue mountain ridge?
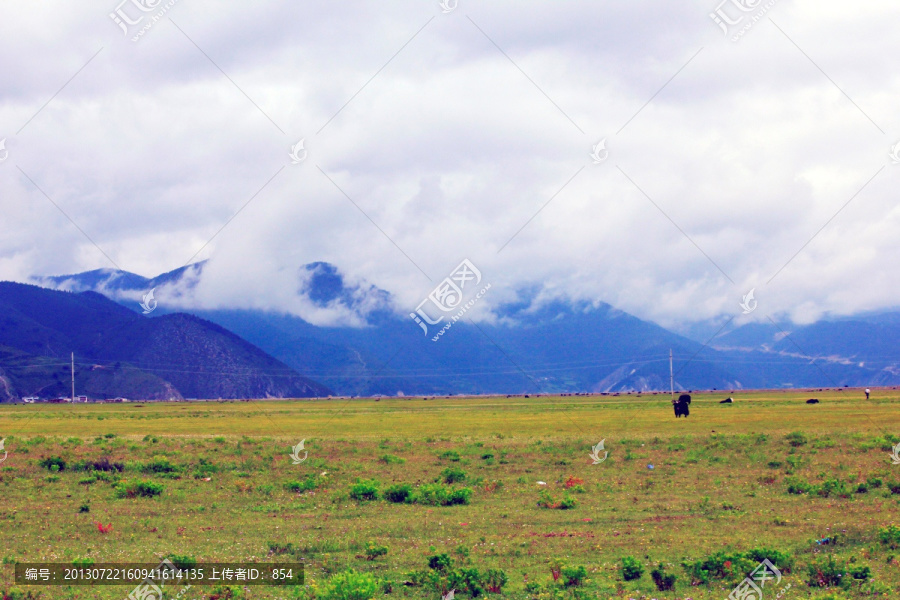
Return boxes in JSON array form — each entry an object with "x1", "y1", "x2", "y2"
[{"x1": 30, "y1": 262, "x2": 900, "y2": 395}]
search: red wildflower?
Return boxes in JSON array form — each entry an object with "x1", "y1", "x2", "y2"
[{"x1": 94, "y1": 522, "x2": 112, "y2": 533}]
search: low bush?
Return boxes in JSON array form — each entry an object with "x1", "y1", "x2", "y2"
[
  {"x1": 384, "y1": 483, "x2": 414, "y2": 503},
  {"x1": 364, "y1": 541, "x2": 387, "y2": 561},
  {"x1": 561, "y1": 565, "x2": 587, "y2": 587},
  {"x1": 139, "y1": 458, "x2": 179, "y2": 474},
  {"x1": 806, "y1": 555, "x2": 850, "y2": 589},
  {"x1": 785, "y1": 477, "x2": 813, "y2": 495},
  {"x1": 114, "y1": 480, "x2": 163, "y2": 498},
  {"x1": 286, "y1": 474, "x2": 320, "y2": 493},
  {"x1": 441, "y1": 467, "x2": 466, "y2": 484},
  {"x1": 651, "y1": 563, "x2": 676, "y2": 591},
  {"x1": 621, "y1": 556, "x2": 643, "y2": 581},
  {"x1": 878, "y1": 524, "x2": 900, "y2": 549},
  {"x1": 39, "y1": 456, "x2": 66, "y2": 472},
  {"x1": 785, "y1": 432, "x2": 808, "y2": 447},
  {"x1": 349, "y1": 479, "x2": 379, "y2": 501},
  {"x1": 379, "y1": 454, "x2": 405, "y2": 465},
  {"x1": 418, "y1": 483, "x2": 449, "y2": 506},
  {"x1": 321, "y1": 570, "x2": 379, "y2": 600},
  {"x1": 447, "y1": 488, "x2": 472, "y2": 505}
]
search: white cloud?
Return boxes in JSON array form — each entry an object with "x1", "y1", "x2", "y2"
[{"x1": 1, "y1": 0, "x2": 899, "y2": 329}]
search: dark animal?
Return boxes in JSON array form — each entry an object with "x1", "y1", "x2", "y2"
[
  {"x1": 806, "y1": 398, "x2": 819, "y2": 404},
  {"x1": 673, "y1": 394, "x2": 691, "y2": 417},
  {"x1": 720, "y1": 397, "x2": 733, "y2": 403}
]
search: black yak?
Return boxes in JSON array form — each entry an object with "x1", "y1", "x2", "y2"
[
  {"x1": 673, "y1": 394, "x2": 691, "y2": 417},
  {"x1": 720, "y1": 397, "x2": 734, "y2": 403},
  {"x1": 806, "y1": 398, "x2": 819, "y2": 404}
]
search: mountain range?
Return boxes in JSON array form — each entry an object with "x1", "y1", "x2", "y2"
[
  {"x1": 0, "y1": 282, "x2": 332, "y2": 402},
  {"x1": 25, "y1": 261, "x2": 900, "y2": 397}
]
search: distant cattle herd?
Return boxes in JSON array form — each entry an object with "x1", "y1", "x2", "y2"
[{"x1": 670, "y1": 394, "x2": 827, "y2": 417}]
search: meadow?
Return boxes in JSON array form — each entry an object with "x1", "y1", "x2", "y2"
[{"x1": 0, "y1": 388, "x2": 898, "y2": 599}]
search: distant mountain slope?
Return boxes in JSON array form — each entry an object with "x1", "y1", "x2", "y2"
[
  {"x1": 30, "y1": 263, "x2": 900, "y2": 395},
  {"x1": 0, "y1": 282, "x2": 333, "y2": 401}
]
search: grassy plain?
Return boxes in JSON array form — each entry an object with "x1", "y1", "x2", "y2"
[{"x1": 0, "y1": 388, "x2": 899, "y2": 599}]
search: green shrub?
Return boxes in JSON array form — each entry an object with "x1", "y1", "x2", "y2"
[
  {"x1": 683, "y1": 551, "x2": 751, "y2": 584},
  {"x1": 428, "y1": 553, "x2": 453, "y2": 572},
  {"x1": 286, "y1": 474, "x2": 320, "y2": 493},
  {"x1": 483, "y1": 568, "x2": 508, "y2": 593},
  {"x1": 558, "y1": 493, "x2": 577, "y2": 509},
  {"x1": 39, "y1": 456, "x2": 66, "y2": 472},
  {"x1": 878, "y1": 524, "x2": 900, "y2": 549},
  {"x1": 140, "y1": 458, "x2": 179, "y2": 474},
  {"x1": 384, "y1": 483, "x2": 415, "y2": 503},
  {"x1": 745, "y1": 547, "x2": 793, "y2": 573},
  {"x1": 442, "y1": 466, "x2": 466, "y2": 483},
  {"x1": 114, "y1": 480, "x2": 164, "y2": 498},
  {"x1": 192, "y1": 458, "x2": 218, "y2": 479},
  {"x1": 456, "y1": 567, "x2": 484, "y2": 596},
  {"x1": 379, "y1": 454, "x2": 405, "y2": 464},
  {"x1": 785, "y1": 432, "x2": 808, "y2": 447},
  {"x1": 447, "y1": 488, "x2": 472, "y2": 505},
  {"x1": 439, "y1": 450, "x2": 461, "y2": 462},
  {"x1": 561, "y1": 565, "x2": 587, "y2": 587},
  {"x1": 349, "y1": 479, "x2": 379, "y2": 501},
  {"x1": 785, "y1": 477, "x2": 812, "y2": 495},
  {"x1": 322, "y1": 570, "x2": 379, "y2": 600},
  {"x1": 817, "y1": 478, "x2": 851, "y2": 498},
  {"x1": 364, "y1": 541, "x2": 388, "y2": 561},
  {"x1": 166, "y1": 554, "x2": 197, "y2": 570},
  {"x1": 268, "y1": 542, "x2": 295, "y2": 556},
  {"x1": 849, "y1": 565, "x2": 871, "y2": 580},
  {"x1": 621, "y1": 556, "x2": 644, "y2": 581},
  {"x1": 651, "y1": 563, "x2": 676, "y2": 591},
  {"x1": 418, "y1": 483, "x2": 449, "y2": 506},
  {"x1": 806, "y1": 555, "x2": 849, "y2": 589}
]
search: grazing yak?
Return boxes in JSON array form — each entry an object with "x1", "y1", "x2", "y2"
[
  {"x1": 673, "y1": 394, "x2": 691, "y2": 417},
  {"x1": 806, "y1": 398, "x2": 820, "y2": 404},
  {"x1": 720, "y1": 397, "x2": 734, "y2": 404}
]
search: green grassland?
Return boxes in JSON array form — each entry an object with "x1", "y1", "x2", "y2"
[{"x1": 0, "y1": 388, "x2": 899, "y2": 599}]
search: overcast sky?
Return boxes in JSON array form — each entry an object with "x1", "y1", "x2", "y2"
[{"x1": 1, "y1": 1, "x2": 899, "y2": 329}]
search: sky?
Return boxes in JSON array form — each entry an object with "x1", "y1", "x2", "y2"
[{"x1": 1, "y1": 0, "x2": 899, "y2": 330}]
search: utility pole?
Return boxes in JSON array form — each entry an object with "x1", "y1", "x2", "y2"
[
  {"x1": 71, "y1": 352, "x2": 75, "y2": 403},
  {"x1": 669, "y1": 348, "x2": 674, "y2": 401}
]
